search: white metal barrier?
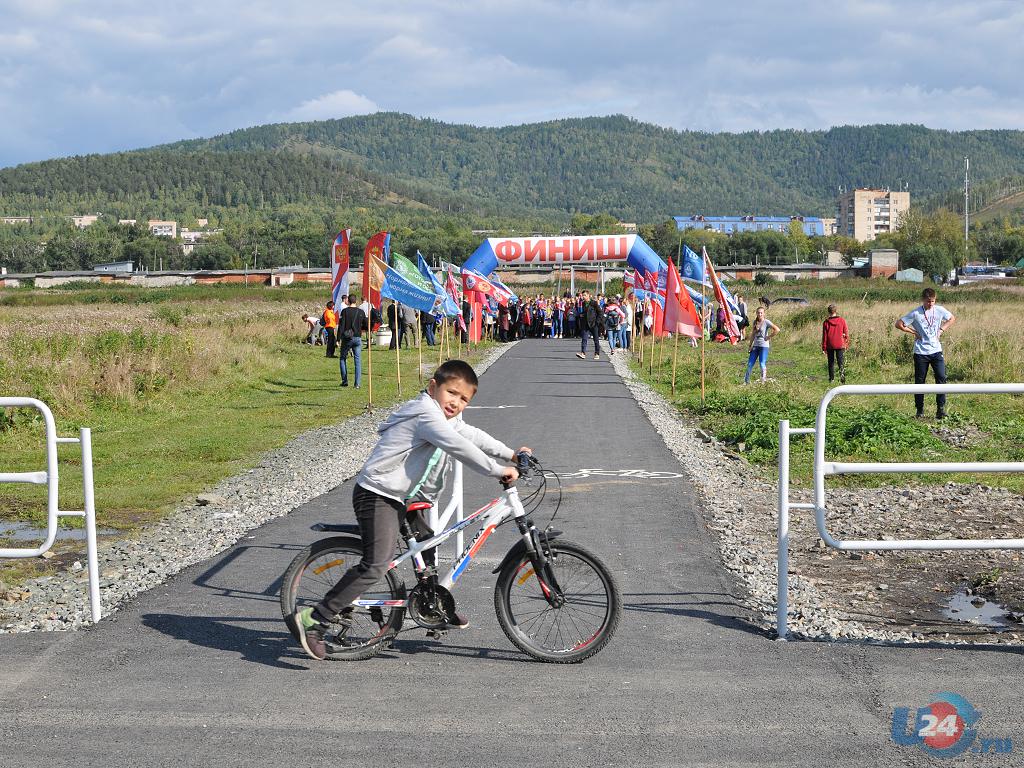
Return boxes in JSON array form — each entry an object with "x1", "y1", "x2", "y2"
[
  {"x1": 777, "y1": 383, "x2": 1024, "y2": 640},
  {"x1": 0, "y1": 397, "x2": 102, "y2": 623},
  {"x1": 428, "y1": 460, "x2": 465, "y2": 558}
]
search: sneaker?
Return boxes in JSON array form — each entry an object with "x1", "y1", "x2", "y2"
[
  {"x1": 340, "y1": 382, "x2": 348, "y2": 387},
  {"x1": 445, "y1": 610, "x2": 470, "y2": 630},
  {"x1": 575, "y1": 352, "x2": 586, "y2": 359},
  {"x1": 593, "y1": 354, "x2": 600, "y2": 361},
  {"x1": 936, "y1": 410, "x2": 946, "y2": 420},
  {"x1": 839, "y1": 374, "x2": 846, "y2": 384},
  {"x1": 915, "y1": 411, "x2": 925, "y2": 419},
  {"x1": 293, "y1": 607, "x2": 326, "y2": 660}
]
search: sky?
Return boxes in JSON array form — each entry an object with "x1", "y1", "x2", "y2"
[{"x1": 1, "y1": 0, "x2": 1023, "y2": 168}]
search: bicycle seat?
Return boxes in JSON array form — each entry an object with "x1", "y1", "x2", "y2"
[{"x1": 310, "y1": 523, "x2": 361, "y2": 534}]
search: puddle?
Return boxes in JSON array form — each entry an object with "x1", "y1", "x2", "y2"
[
  {"x1": 0, "y1": 521, "x2": 118, "y2": 543},
  {"x1": 943, "y1": 589, "x2": 1020, "y2": 631}
]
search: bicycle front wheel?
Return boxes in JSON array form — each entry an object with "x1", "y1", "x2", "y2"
[
  {"x1": 280, "y1": 536, "x2": 406, "y2": 661},
  {"x1": 494, "y1": 539, "x2": 620, "y2": 663}
]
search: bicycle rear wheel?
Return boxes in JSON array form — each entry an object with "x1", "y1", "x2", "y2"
[
  {"x1": 280, "y1": 536, "x2": 406, "y2": 661},
  {"x1": 494, "y1": 539, "x2": 620, "y2": 663}
]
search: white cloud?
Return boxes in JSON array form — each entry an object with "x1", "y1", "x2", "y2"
[
  {"x1": 282, "y1": 90, "x2": 379, "y2": 122},
  {"x1": 1, "y1": 0, "x2": 1024, "y2": 166}
]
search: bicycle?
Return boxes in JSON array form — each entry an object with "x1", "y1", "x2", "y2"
[{"x1": 280, "y1": 453, "x2": 621, "y2": 663}]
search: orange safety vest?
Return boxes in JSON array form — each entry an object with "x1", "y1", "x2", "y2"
[{"x1": 323, "y1": 308, "x2": 338, "y2": 328}]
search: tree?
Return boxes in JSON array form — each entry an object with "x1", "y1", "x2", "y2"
[{"x1": 902, "y1": 243, "x2": 954, "y2": 280}]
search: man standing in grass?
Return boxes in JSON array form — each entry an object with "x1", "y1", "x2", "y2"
[
  {"x1": 338, "y1": 295, "x2": 367, "y2": 388},
  {"x1": 821, "y1": 304, "x2": 849, "y2": 383},
  {"x1": 322, "y1": 300, "x2": 339, "y2": 358},
  {"x1": 896, "y1": 287, "x2": 956, "y2": 419}
]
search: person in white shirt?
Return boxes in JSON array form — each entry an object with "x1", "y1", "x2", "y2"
[{"x1": 895, "y1": 287, "x2": 956, "y2": 419}]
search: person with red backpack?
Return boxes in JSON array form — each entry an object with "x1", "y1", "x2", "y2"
[{"x1": 821, "y1": 304, "x2": 849, "y2": 384}]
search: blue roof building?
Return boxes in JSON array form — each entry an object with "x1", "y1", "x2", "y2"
[{"x1": 674, "y1": 215, "x2": 830, "y2": 237}]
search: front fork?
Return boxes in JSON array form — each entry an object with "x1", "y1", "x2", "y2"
[{"x1": 513, "y1": 512, "x2": 565, "y2": 609}]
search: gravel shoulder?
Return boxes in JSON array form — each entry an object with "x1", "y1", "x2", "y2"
[
  {"x1": 0, "y1": 343, "x2": 514, "y2": 633},
  {"x1": 610, "y1": 350, "x2": 1024, "y2": 646}
]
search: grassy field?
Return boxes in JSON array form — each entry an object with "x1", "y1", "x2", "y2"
[
  {"x1": 0, "y1": 283, "x2": 489, "y2": 547},
  {"x1": 630, "y1": 279, "x2": 1024, "y2": 492}
]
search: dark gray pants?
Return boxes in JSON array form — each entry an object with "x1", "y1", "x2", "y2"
[
  {"x1": 913, "y1": 352, "x2": 947, "y2": 414},
  {"x1": 826, "y1": 348, "x2": 845, "y2": 382},
  {"x1": 314, "y1": 484, "x2": 431, "y2": 622}
]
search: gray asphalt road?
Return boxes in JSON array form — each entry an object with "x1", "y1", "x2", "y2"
[{"x1": 1, "y1": 340, "x2": 1020, "y2": 767}]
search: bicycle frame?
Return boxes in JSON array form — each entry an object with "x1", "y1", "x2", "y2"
[{"x1": 350, "y1": 485, "x2": 529, "y2": 609}]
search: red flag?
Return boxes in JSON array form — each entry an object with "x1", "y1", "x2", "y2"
[
  {"x1": 330, "y1": 229, "x2": 351, "y2": 307},
  {"x1": 623, "y1": 268, "x2": 636, "y2": 288},
  {"x1": 445, "y1": 266, "x2": 467, "y2": 331},
  {"x1": 664, "y1": 259, "x2": 702, "y2": 339},
  {"x1": 362, "y1": 232, "x2": 388, "y2": 309},
  {"x1": 703, "y1": 247, "x2": 740, "y2": 344},
  {"x1": 460, "y1": 268, "x2": 503, "y2": 304}
]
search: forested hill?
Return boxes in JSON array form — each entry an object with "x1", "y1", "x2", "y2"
[{"x1": 164, "y1": 113, "x2": 1024, "y2": 220}]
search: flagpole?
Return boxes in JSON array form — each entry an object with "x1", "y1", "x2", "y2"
[
  {"x1": 416, "y1": 310, "x2": 423, "y2": 385},
  {"x1": 438, "y1": 318, "x2": 446, "y2": 368},
  {"x1": 671, "y1": 333, "x2": 680, "y2": 397},
  {"x1": 700, "y1": 259, "x2": 706, "y2": 409},
  {"x1": 395, "y1": 304, "x2": 402, "y2": 397},
  {"x1": 367, "y1": 309, "x2": 374, "y2": 412}
]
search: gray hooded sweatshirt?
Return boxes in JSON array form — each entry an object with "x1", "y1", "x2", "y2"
[{"x1": 355, "y1": 391, "x2": 514, "y2": 504}]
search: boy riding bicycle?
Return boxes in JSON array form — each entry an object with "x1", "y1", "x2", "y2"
[{"x1": 290, "y1": 359, "x2": 528, "y2": 660}]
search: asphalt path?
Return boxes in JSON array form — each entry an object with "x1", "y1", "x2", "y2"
[{"x1": 1, "y1": 339, "x2": 1020, "y2": 767}]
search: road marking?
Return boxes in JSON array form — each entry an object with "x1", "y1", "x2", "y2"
[
  {"x1": 466, "y1": 405, "x2": 527, "y2": 409},
  {"x1": 554, "y1": 468, "x2": 684, "y2": 480}
]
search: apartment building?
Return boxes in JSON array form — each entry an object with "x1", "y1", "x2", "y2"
[
  {"x1": 72, "y1": 214, "x2": 101, "y2": 228},
  {"x1": 836, "y1": 188, "x2": 910, "y2": 242},
  {"x1": 148, "y1": 220, "x2": 178, "y2": 238}
]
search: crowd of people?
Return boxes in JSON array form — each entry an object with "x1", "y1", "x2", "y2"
[{"x1": 299, "y1": 284, "x2": 955, "y2": 418}]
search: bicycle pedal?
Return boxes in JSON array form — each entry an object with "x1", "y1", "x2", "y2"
[{"x1": 426, "y1": 629, "x2": 448, "y2": 640}]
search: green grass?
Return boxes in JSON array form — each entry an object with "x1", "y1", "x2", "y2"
[
  {"x1": 1, "y1": 338, "x2": 484, "y2": 532},
  {"x1": 630, "y1": 296, "x2": 1024, "y2": 492}
]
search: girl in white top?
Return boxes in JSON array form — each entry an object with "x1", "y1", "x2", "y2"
[{"x1": 744, "y1": 306, "x2": 780, "y2": 384}]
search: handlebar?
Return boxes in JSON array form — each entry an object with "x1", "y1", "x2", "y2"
[{"x1": 501, "y1": 451, "x2": 539, "y2": 489}]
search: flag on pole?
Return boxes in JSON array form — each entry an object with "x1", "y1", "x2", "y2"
[
  {"x1": 444, "y1": 265, "x2": 467, "y2": 332},
  {"x1": 664, "y1": 259, "x2": 702, "y2": 339},
  {"x1": 488, "y1": 273, "x2": 518, "y2": 306},
  {"x1": 681, "y1": 245, "x2": 739, "y2": 314},
  {"x1": 375, "y1": 252, "x2": 440, "y2": 313},
  {"x1": 417, "y1": 252, "x2": 460, "y2": 317},
  {"x1": 362, "y1": 231, "x2": 390, "y2": 309},
  {"x1": 703, "y1": 247, "x2": 740, "y2": 344},
  {"x1": 681, "y1": 245, "x2": 706, "y2": 284},
  {"x1": 330, "y1": 229, "x2": 351, "y2": 306},
  {"x1": 461, "y1": 267, "x2": 505, "y2": 305},
  {"x1": 623, "y1": 268, "x2": 636, "y2": 288}
]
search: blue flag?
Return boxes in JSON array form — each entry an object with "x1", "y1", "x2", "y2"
[
  {"x1": 681, "y1": 245, "x2": 706, "y2": 284},
  {"x1": 417, "y1": 251, "x2": 461, "y2": 317}
]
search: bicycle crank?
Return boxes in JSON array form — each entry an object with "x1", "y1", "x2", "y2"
[{"x1": 407, "y1": 581, "x2": 458, "y2": 630}]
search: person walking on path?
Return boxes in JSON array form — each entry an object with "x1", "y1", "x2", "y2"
[
  {"x1": 603, "y1": 295, "x2": 626, "y2": 353},
  {"x1": 576, "y1": 290, "x2": 603, "y2": 361},
  {"x1": 744, "y1": 306, "x2": 779, "y2": 384},
  {"x1": 821, "y1": 304, "x2": 849, "y2": 383},
  {"x1": 621, "y1": 293, "x2": 635, "y2": 350},
  {"x1": 895, "y1": 287, "x2": 956, "y2": 419},
  {"x1": 338, "y1": 294, "x2": 367, "y2": 388},
  {"x1": 322, "y1": 300, "x2": 339, "y2": 358}
]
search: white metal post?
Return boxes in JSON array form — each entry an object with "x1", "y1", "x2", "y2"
[
  {"x1": 453, "y1": 461, "x2": 465, "y2": 555},
  {"x1": 80, "y1": 427, "x2": 101, "y2": 623},
  {"x1": 777, "y1": 421, "x2": 790, "y2": 640}
]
